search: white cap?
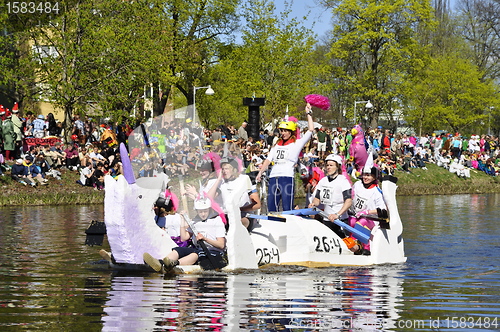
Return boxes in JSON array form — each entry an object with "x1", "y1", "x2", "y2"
[
  {"x1": 194, "y1": 197, "x2": 211, "y2": 210},
  {"x1": 325, "y1": 154, "x2": 342, "y2": 165}
]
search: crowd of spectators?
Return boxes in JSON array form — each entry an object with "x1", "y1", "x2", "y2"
[
  {"x1": 0, "y1": 107, "x2": 126, "y2": 189},
  {"x1": 2, "y1": 103, "x2": 499, "y2": 193}
]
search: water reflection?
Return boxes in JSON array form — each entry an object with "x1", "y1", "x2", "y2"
[
  {"x1": 1, "y1": 195, "x2": 500, "y2": 331},
  {"x1": 100, "y1": 266, "x2": 405, "y2": 331}
]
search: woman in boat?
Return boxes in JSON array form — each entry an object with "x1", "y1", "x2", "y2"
[
  {"x1": 185, "y1": 160, "x2": 222, "y2": 205},
  {"x1": 143, "y1": 197, "x2": 226, "y2": 271},
  {"x1": 255, "y1": 103, "x2": 315, "y2": 212},
  {"x1": 349, "y1": 164, "x2": 388, "y2": 256},
  {"x1": 308, "y1": 154, "x2": 356, "y2": 251},
  {"x1": 185, "y1": 159, "x2": 227, "y2": 224},
  {"x1": 154, "y1": 189, "x2": 191, "y2": 247}
]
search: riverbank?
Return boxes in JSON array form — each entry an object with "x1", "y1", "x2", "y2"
[{"x1": 1, "y1": 163, "x2": 500, "y2": 206}]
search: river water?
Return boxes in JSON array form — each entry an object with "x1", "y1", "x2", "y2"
[{"x1": 0, "y1": 194, "x2": 499, "y2": 331}]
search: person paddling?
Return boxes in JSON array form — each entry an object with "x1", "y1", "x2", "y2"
[
  {"x1": 308, "y1": 154, "x2": 354, "y2": 250},
  {"x1": 143, "y1": 197, "x2": 226, "y2": 272}
]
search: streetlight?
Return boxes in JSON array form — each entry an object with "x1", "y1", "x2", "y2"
[
  {"x1": 193, "y1": 85, "x2": 215, "y2": 124},
  {"x1": 353, "y1": 100, "x2": 373, "y2": 124},
  {"x1": 488, "y1": 106, "x2": 494, "y2": 136}
]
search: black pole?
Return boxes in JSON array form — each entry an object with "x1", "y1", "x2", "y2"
[{"x1": 243, "y1": 97, "x2": 265, "y2": 141}]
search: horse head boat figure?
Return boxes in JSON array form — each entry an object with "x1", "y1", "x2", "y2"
[{"x1": 97, "y1": 101, "x2": 406, "y2": 273}]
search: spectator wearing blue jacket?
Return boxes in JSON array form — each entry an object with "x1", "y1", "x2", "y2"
[
  {"x1": 24, "y1": 155, "x2": 48, "y2": 186},
  {"x1": 11, "y1": 158, "x2": 34, "y2": 186}
]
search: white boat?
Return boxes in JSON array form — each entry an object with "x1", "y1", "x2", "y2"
[{"x1": 101, "y1": 144, "x2": 406, "y2": 273}]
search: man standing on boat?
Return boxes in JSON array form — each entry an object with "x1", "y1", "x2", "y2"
[
  {"x1": 207, "y1": 157, "x2": 261, "y2": 230},
  {"x1": 256, "y1": 103, "x2": 315, "y2": 212}
]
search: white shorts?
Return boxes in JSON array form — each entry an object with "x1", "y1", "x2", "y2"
[{"x1": 317, "y1": 141, "x2": 327, "y2": 152}]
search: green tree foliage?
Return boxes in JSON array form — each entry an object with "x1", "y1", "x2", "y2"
[
  {"x1": 403, "y1": 54, "x2": 498, "y2": 135},
  {"x1": 206, "y1": 0, "x2": 321, "y2": 127},
  {"x1": 147, "y1": 0, "x2": 239, "y2": 117},
  {"x1": 1, "y1": 0, "x2": 240, "y2": 132},
  {"x1": 0, "y1": 7, "x2": 40, "y2": 110},
  {"x1": 324, "y1": 0, "x2": 435, "y2": 128},
  {"x1": 21, "y1": 0, "x2": 161, "y2": 136}
]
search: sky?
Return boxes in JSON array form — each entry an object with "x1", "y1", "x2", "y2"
[
  {"x1": 273, "y1": 0, "x2": 460, "y2": 40},
  {"x1": 273, "y1": 1, "x2": 333, "y2": 39}
]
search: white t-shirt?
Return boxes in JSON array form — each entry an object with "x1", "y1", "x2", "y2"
[
  {"x1": 80, "y1": 167, "x2": 92, "y2": 185},
  {"x1": 218, "y1": 174, "x2": 253, "y2": 213},
  {"x1": 315, "y1": 174, "x2": 352, "y2": 219},
  {"x1": 267, "y1": 131, "x2": 313, "y2": 178},
  {"x1": 351, "y1": 181, "x2": 386, "y2": 214},
  {"x1": 200, "y1": 177, "x2": 224, "y2": 208},
  {"x1": 162, "y1": 214, "x2": 182, "y2": 237},
  {"x1": 189, "y1": 215, "x2": 226, "y2": 251}
]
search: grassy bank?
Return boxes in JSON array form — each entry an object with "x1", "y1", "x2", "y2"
[
  {"x1": 394, "y1": 163, "x2": 500, "y2": 195},
  {"x1": 1, "y1": 163, "x2": 500, "y2": 206},
  {"x1": 0, "y1": 168, "x2": 104, "y2": 206}
]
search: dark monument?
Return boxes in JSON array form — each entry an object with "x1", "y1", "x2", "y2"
[{"x1": 243, "y1": 97, "x2": 265, "y2": 141}]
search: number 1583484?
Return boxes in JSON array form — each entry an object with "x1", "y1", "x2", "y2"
[{"x1": 7, "y1": 2, "x2": 60, "y2": 14}]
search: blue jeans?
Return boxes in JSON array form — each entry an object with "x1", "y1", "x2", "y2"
[{"x1": 267, "y1": 176, "x2": 295, "y2": 212}]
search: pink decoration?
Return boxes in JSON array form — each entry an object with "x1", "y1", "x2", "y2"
[
  {"x1": 164, "y1": 189, "x2": 179, "y2": 212},
  {"x1": 349, "y1": 125, "x2": 369, "y2": 174},
  {"x1": 287, "y1": 116, "x2": 301, "y2": 138},
  {"x1": 304, "y1": 94, "x2": 330, "y2": 110},
  {"x1": 340, "y1": 155, "x2": 353, "y2": 186},
  {"x1": 199, "y1": 193, "x2": 228, "y2": 225},
  {"x1": 204, "y1": 151, "x2": 222, "y2": 172}
]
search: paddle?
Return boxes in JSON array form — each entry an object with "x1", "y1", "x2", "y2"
[
  {"x1": 359, "y1": 214, "x2": 390, "y2": 229},
  {"x1": 314, "y1": 209, "x2": 371, "y2": 244},
  {"x1": 178, "y1": 176, "x2": 220, "y2": 270},
  {"x1": 178, "y1": 175, "x2": 189, "y2": 211},
  {"x1": 180, "y1": 213, "x2": 220, "y2": 270},
  {"x1": 280, "y1": 208, "x2": 318, "y2": 216},
  {"x1": 247, "y1": 214, "x2": 287, "y2": 222}
]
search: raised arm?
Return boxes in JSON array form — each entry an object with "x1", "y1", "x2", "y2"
[{"x1": 305, "y1": 103, "x2": 314, "y2": 132}]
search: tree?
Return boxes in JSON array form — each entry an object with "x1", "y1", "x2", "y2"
[
  {"x1": 207, "y1": 0, "x2": 321, "y2": 127},
  {"x1": 403, "y1": 54, "x2": 498, "y2": 135},
  {"x1": 323, "y1": 0, "x2": 435, "y2": 128},
  {"x1": 0, "y1": 6, "x2": 44, "y2": 111},
  {"x1": 456, "y1": 0, "x2": 500, "y2": 82},
  {"x1": 154, "y1": 0, "x2": 239, "y2": 118},
  {"x1": 21, "y1": 0, "x2": 167, "y2": 138}
]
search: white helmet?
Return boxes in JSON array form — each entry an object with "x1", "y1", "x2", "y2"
[
  {"x1": 325, "y1": 154, "x2": 343, "y2": 165},
  {"x1": 194, "y1": 197, "x2": 211, "y2": 210}
]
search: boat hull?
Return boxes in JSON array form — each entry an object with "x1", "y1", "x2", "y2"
[{"x1": 100, "y1": 144, "x2": 406, "y2": 273}]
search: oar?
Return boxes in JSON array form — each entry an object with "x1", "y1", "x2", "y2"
[
  {"x1": 359, "y1": 214, "x2": 390, "y2": 229},
  {"x1": 180, "y1": 213, "x2": 219, "y2": 270},
  {"x1": 247, "y1": 214, "x2": 287, "y2": 222},
  {"x1": 280, "y1": 208, "x2": 318, "y2": 216},
  {"x1": 178, "y1": 175, "x2": 189, "y2": 212},
  {"x1": 315, "y1": 209, "x2": 371, "y2": 244},
  {"x1": 178, "y1": 176, "x2": 218, "y2": 270}
]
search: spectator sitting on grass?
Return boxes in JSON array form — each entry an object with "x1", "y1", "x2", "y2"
[
  {"x1": 77, "y1": 162, "x2": 96, "y2": 187},
  {"x1": 0, "y1": 153, "x2": 5, "y2": 176},
  {"x1": 88, "y1": 145, "x2": 106, "y2": 167},
  {"x1": 11, "y1": 158, "x2": 31, "y2": 186},
  {"x1": 24, "y1": 155, "x2": 48, "y2": 186},
  {"x1": 50, "y1": 142, "x2": 66, "y2": 168},
  {"x1": 64, "y1": 144, "x2": 80, "y2": 171}
]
